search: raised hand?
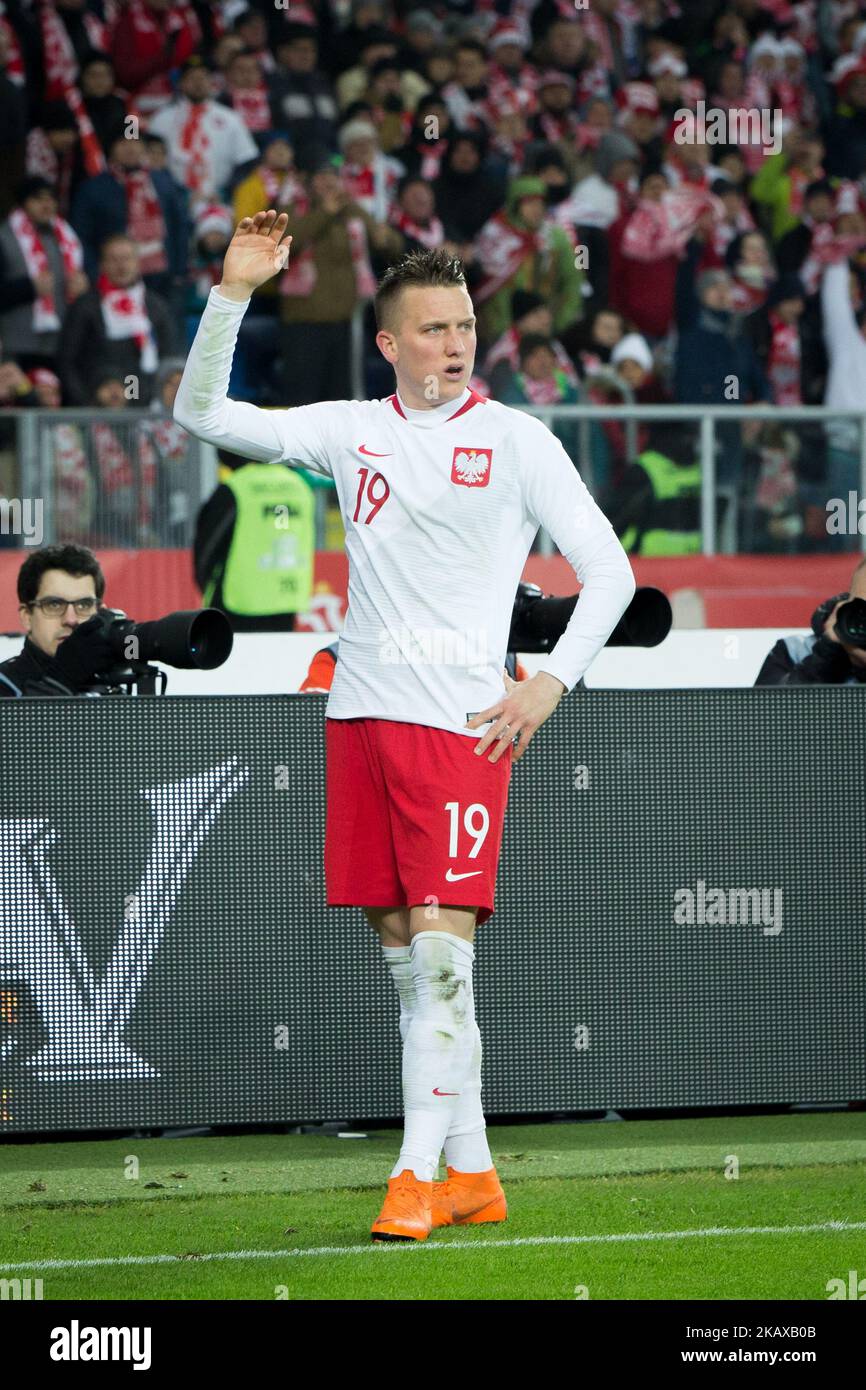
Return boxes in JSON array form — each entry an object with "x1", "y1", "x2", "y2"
[{"x1": 219, "y1": 210, "x2": 292, "y2": 301}]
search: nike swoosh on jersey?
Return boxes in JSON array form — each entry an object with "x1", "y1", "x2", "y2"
[
  {"x1": 445, "y1": 868, "x2": 483, "y2": 881},
  {"x1": 358, "y1": 444, "x2": 392, "y2": 456}
]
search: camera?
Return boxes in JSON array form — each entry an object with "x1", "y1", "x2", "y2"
[
  {"x1": 834, "y1": 597, "x2": 866, "y2": 650},
  {"x1": 94, "y1": 607, "x2": 234, "y2": 693}
]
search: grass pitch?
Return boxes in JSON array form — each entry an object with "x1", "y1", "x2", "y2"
[{"x1": 1, "y1": 1113, "x2": 864, "y2": 1300}]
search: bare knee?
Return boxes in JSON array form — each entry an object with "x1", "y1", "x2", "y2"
[
  {"x1": 365, "y1": 906, "x2": 411, "y2": 947},
  {"x1": 409, "y1": 903, "x2": 477, "y2": 943}
]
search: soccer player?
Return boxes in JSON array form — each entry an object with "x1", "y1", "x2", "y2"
[{"x1": 173, "y1": 210, "x2": 636, "y2": 1241}]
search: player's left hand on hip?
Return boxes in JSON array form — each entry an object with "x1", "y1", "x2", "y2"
[{"x1": 466, "y1": 671, "x2": 567, "y2": 764}]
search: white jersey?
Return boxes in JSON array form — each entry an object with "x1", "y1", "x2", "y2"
[{"x1": 174, "y1": 287, "x2": 636, "y2": 737}]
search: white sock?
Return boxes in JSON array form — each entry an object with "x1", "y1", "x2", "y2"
[
  {"x1": 381, "y1": 944, "x2": 415, "y2": 1045},
  {"x1": 382, "y1": 940, "x2": 492, "y2": 1176},
  {"x1": 390, "y1": 931, "x2": 476, "y2": 1183},
  {"x1": 442, "y1": 969, "x2": 493, "y2": 1174}
]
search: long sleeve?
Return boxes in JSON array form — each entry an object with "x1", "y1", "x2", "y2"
[
  {"x1": 172, "y1": 285, "x2": 334, "y2": 475},
  {"x1": 520, "y1": 422, "x2": 636, "y2": 691},
  {"x1": 821, "y1": 259, "x2": 862, "y2": 359}
]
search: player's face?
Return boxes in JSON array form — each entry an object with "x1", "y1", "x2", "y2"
[{"x1": 380, "y1": 284, "x2": 477, "y2": 408}]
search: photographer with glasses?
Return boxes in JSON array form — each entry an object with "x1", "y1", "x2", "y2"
[{"x1": 0, "y1": 544, "x2": 123, "y2": 697}]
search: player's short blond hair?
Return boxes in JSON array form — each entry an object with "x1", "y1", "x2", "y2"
[{"x1": 374, "y1": 248, "x2": 467, "y2": 334}]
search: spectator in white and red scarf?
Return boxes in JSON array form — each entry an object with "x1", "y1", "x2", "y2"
[
  {"x1": 392, "y1": 92, "x2": 454, "y2": 183},
  {"x1": 25, "y1": 100, "x2": 81, "y2": 216},
  {"x1": 58, "y1": 231, "x2": 177, "y2": 404},
  {"x1": 70, "y1": 132, "x2": 189, "y2": 306},
  {"x1": 710, "y1": 176, "x2": 757, "y2": 260},
  {"x1": 219, "y1": 48, "x2": 271, "y2": 138},
  {"x1": 15, "y1": 0, "x2": 114, "y2": 105},
  {"x1": 110, "y1": 0, "x2": 201, "y2": 119},
  {"x1": 486, "y1": 18, "x2": 540, "y2": 116},
  {"x1": 776, "y1": 177, "x2": 839, "y2": 289},
  {"x1": 538, "y1": 14, "x2": 611, "y2": 106},
  {"x1": 742, "y1": 273, "x2": 822, "y2": 407},
  {"x1": 609, "y1": 168, "x2": 722, "y2": 340},
  {"x1": 724, "y1": 228, "x2": 776, "y2": 315},
  {"x1": 278, "y1": 148, "x2": 404, "y2": 406},
  {"x1": 615, "y1": 80, "x2": 664, "y2": 165},
  {"x1": 0, "y1": 175, "x2": 87, "y2": 373},
  {"x1": 441, "y1": 38, "x2": 493, "y2": 134},
  {"x1": 75, "y1": 54, "x2": 128, "y2": 159},
  {"x1": 648, "y1": 51, "x2": 690, "y2": 123},
  {"x1": 483, "y1": 287, "x2": 578, "y2": 399},
  {"x1": 146, "y1": 57, "x2": 259, "y2": 215},
  {"x1": 338, "y1": 117, "x2": 404, "y2": 223},
  {"x1": 387, "y1": 175, "x2": 445, "y2": 252},
  {"x1": 527, "y1": 71, "x2": 584, "y2": 176},
  {"x1": 485, "y1": 85, "x2": 535, "y2": 177}
]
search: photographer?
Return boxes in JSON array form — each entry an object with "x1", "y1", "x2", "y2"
[
  {"x1": 754, "y1": 556, "x2": 866, "y2": 685},
  {"x1": 0, "y1": 544, "x2": 122, "y2": 697}
]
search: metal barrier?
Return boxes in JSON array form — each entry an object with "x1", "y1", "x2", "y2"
[
  {"x1": 522, "y1": 404, "x2": 866, "y2": 558},
  {"x1": 2, "y1": 404, "x2": 866, "y2": 556},
  {"x1": 0, "y1": 409, "x2": 216, "y2": 550}
]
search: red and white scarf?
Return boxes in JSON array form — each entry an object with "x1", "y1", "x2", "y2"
[
  {"x1": 473, "y1": 213, "x2": 562, "y2": 305},
  {"x1": 97, "y1": 272, "x2": 158, "y2": 372},
  {"x1": 178, "y1": 100, "x2": 211, "y2": 198},
  {"x1": 109, "y1": 163, "x2": 168, "y2": 275},
  {"x1": 39, "y1": 0, "x2": 107, "y2": 101},
  {"x1": 756, "y1": 439, "x2": 798, "y2": 512},
  {"x1": 486, "y1": 324, "x2": 578, "y2": 384},
  {"x1": 258, "y1": 167, "x2": 304, "y2": 206},
  {"x1": 517, "y1": 368, "x2": 572, "y2": 404},
  {"x1": 228, "y1": 85, "x2": 271, "y2": 133},
  {"x1": 621, "y1": 188, "x2": 720, "y2": 262},
  {"x1": 767, "y1": 313, "x2": 802, "y2": 407},
  {"x1": 9, "y1": 207, "x2": 83, "y2": 330},
  {"x1": 0, "y1": 2, "x2": 25, "y2": 86},
  {"x1": 92, "y1": 422, "x2": 157, "y2": 530},
  {"x1": 388, "y1": 207, "x2": 444, "y2": 249},
  {"x1": 729, "y1": 269, "x2": 771, "y2": 315}
]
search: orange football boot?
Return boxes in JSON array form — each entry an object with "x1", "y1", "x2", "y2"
[
  {"x1": 370, "y1": 1170, "x2": 434, "y2": 1241},
  {"x1": 431, "y1": 1165, "x2": 507, "y2": 1228}
]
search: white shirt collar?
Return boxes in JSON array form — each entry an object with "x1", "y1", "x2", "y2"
[{"x1": 394, "y1": 385, "x2": 471, "y2": 427}]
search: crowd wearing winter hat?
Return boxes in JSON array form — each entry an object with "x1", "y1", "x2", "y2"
[{"x1": 1, "y1": 1, "x2": 866, "y2": 551}]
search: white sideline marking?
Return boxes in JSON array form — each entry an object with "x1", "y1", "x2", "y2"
[{"x1": 2, "y1": 1220, "x2": 865, "y2": 1272}]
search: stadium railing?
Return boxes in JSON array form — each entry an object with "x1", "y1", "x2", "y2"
[{"x1": 2, "y1": 405, "x2": 865, "y2": 557}]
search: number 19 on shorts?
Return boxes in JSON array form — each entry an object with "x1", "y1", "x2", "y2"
[{"x1": 445, "y1": 801, "x2": 490, "y2": 859}]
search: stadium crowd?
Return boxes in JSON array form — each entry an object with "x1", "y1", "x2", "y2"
[{"x1": 1, "y1": 0, "x2": 866, "y2": 553}]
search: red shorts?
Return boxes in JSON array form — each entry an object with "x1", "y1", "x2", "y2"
[{"x1": 325, "y1": 717, "x2": 512, "y2": 925}]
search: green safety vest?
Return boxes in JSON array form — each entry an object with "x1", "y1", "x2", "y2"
[
  {"x1": 620, "y1": 450, "x2": 702, "y2": 556},
  {"x1": 208, "y1": 464, "x2": 314, "y2": 615}
]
